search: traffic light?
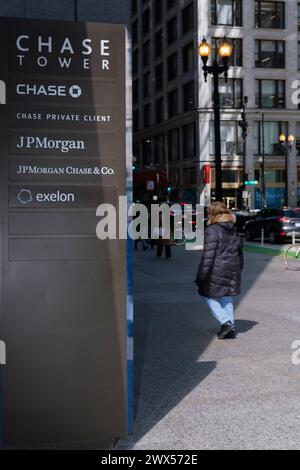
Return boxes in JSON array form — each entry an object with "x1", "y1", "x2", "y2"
[
  {"x1": 132, "y1": 165, "x2": 136, "y2": 171},
  {"x1": 245, "y1": 180, "x2": 259, "y2": 186}
]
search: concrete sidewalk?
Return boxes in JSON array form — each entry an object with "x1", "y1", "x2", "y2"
[{"x1": 119, "y1": 246, "x2": 300, "y2": 450}]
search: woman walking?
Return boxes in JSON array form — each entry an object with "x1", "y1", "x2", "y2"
[{"x1": 196, "y1": 202, "x2": 244, "y2": 339}]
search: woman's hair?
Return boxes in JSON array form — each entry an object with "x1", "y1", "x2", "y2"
[{"x1": 208, "y1": 202, "x2": 231, "y2": 220}]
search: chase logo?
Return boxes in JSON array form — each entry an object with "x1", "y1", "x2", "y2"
[
  {"x1": 69, "y1": 85, "x2": 82, "y2": 98},
  {"x1": 17, "y1": 189, "x2": 33, "y2": 205}
]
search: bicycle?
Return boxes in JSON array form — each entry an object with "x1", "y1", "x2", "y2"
[{"x1": 284, "y1": 244, "x2": 300, "y2": 271}]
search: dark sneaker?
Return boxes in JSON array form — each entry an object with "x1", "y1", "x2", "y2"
[
  {"x1": 226, "y1": 329, "x2": 237, "y2": 339},
  {"x1": 217, "y1": 322, "x2": 235, "y2": 340}
]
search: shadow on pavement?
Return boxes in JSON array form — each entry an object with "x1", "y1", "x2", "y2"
[{"x1": 235, "y1": 320, "x2": 258, "y2": 334}]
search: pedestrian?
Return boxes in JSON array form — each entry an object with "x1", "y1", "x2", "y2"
[
  {"x1": 195, "y1": 202, "x2": 244, "y2": 339},
  {"x1": 154, "y1": 213, "x2": 173, "y2": 260}
]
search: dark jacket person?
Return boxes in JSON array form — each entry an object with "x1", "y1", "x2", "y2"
[{"x1": 196, "y1": 202, "x2": 244, "y2": 340}]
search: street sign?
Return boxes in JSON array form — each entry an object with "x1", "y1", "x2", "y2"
[
  {"x1": 0, "y1": 17, "x2": 130, "y2": 449},
  {"x1": 242, "y1": 191, "x2": 249, "y2": 199}
]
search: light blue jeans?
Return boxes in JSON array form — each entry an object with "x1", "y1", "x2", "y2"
[{"x1": 204, "y1": 296, "x2": 234, "y2": 326}]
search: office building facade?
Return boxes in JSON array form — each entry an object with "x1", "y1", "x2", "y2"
[{"x1": 132, "y1": 0, "x2": 300, "y2": 209}]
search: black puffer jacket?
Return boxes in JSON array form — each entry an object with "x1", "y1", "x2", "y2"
[{"x1": 196, "y1": 214, "x2": 244, "y2": 299}]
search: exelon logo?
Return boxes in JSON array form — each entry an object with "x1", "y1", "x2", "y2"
[{"x1": 17, "y1": 189, "x2": 75, "y2": 204}]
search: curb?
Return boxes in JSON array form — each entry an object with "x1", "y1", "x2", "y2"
[{"x1": 244, "y1": 244, "x2": 285, "y2": 257}]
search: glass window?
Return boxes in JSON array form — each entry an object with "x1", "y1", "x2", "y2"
[
  {"x1": 143, "y1": 72, "x2": 151, "y2": 98},
  {"x1": 182, "y1": 3, "x2": 194, "y2": 34},
  {"x1": 255, "y1": 1, "x2": 285, "y2": 29},
  {"x1": 255, "y1": 80, "x2": 285, "y2": 108},
  {"x1": 153, "y1": 134, "x2": 165, "y2": 165},
  {"x1": 298, "y1": 42, "x2": 300, "y2": 70},
  {"x1": 132, "y1": 20, "x2": 138, "y2": 44},
  {"x1": 167, "y1": 16, "x2": 177, "y2": 45},
  {"x1": 183, "y1": 81, "x2": 195, "y2": 112},
  {"x1": 133, "y1": 50, "x2": 138, "y2": 74},
  {"x1": 143, "y1": 103, "x2": 151, "y2": 129},
  {"x1": 183, "y1": 123, "x2": 196, "y2": 158},
  {"x1": 155, "y1": 29, "x2": 163, "y2": 57},
  {"x1": 142, "y1": 8, "x2": 150, "y2": 36},
  {"x1": 253, "y1": 121, "x2": 288, "y2": 155},
  {"x1": 216, "y1": 78, "x2": 243, "y2": 108},
  {"x1": 211, "y1": 0, "x2": 242, "y2": 26},
  {"x1": 167, "y1": 53, "x2": 178, "y2": 81},
  {"x1": 133, "y1": 79, "x2": 139, "y2": 104},
  {"x1": 155, "y1": 63, "x2": 164, "y2": 91},
  {"x1": 183, "y1": 42, "x2": 195, "y2": 72},
  {"x1": 255, "y1": 40, "x2": 285, "y2": 68},
  {"x1": 212, "y1": 38, "x2": 243, "y2": 67},
  {"x1": 168, "y1": 89, "x2": 179, "y2": 118},
  {"x1": 142, "y1": 139, "x2": 151, "y2": 165},
  {"x1": 131, "y1": 0, "x2": 137, "y2": 16},
  {"x1": 210, "y1": 121, "x2": 243, "y2": 156},
  {"x1": 298, "y1": 3, "x2": 300, "y2": 31},
  {"x1": 133, "y1": 110, "x2": 139, "y2": 132},
  {"x1": 154, "y1": 0, "x2": 163, "y2": 24},
  {"x1": 143, "y1": 41, "x2": 150, "y2": 67},
  {"x1": 156, "y1": 97, "x2": 164, "y2": 124},
  {"x1": 168, "y1": 129, "x2": 180, "y2": 161}
]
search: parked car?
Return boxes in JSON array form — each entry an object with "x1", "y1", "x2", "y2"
[
  {"x1": 245, "y1": 208, "x2": 300, "y2": 243},
  {"x1": 233, "y1": 210, "x2": 257, "y2": 234}
]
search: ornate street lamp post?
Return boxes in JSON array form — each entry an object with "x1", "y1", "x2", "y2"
[
  {"x1": 198, "y1": 37, "x2": 233, "y2": 202},
  {"x1": 279, "y1": 133, "x2": 295, "y2": 207}
]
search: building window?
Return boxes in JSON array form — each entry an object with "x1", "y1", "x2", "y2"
[
  {"x1": 132, "y1": 20, "x2": 138, "y2": 44},
  {"x1": 211, "y1": 0, "x2": 242, "y2": 27},
  {"x1": 143, "y1": 104, "x2": 151, "y2": 129},
  {"x1": 298, "y1": 3, "x2": 300, "y2": 31},
  {"x1": 254, "y1": 121, "x2": 288, "y2": 155},
  {"x1": 212, "y1": 38, "x2": 243, "y2": 67},
  {"x1": 168, "y1": 89, "x2": 179, "y2": 119},
  {"x1": 132, "y1": 0, "x2": 137, "y2": 16},
  {"x1": 143, "y1": 72, "x2": 151, "y2": 98},
  {"x1": 167, "y1": 52, "x2": 178, "y2": 81},
  {"x1": 156, "y1": 97, "x2": 164, "y2": 124},
  {"x1": 133, "y1": 50, "x2": 139, "y2": 74},
  {"x1": 155, "y1": 63, "x2": 164, "y2": 91},
  {"x1": 142, "y1": 8, "x2": 150, "y2": 36},
  {"x1": 167, "y1": 0, "x2": 176, "y2": 10},
  {"x1": 142, "y1": 139, "x2": 151, "y2": 165},
  {"x1": 264, "y1": 169, "x2": 286, "y2": 184},
  {"x1": 133, "y1": 110, "x2": 139, "y2": 132},
  {"x1": 182, "y1": 3, "x2": 194, "y2": 34},
  {"x1": 183, "y1": 123, "x2": 196, "y2": 158},
  {"x1": 210, "y1": 121, "x2": 243, "y2": 156},
  {"x1": 154, "y1": 0, "x2": 163, "y2": 24},
  {"x1": 216, "y1": 78, "x2": 243, "y2": 109},
  {"x1": 168, "y1": 129, "x2": 180, "y2": 161},
  {"x1": 183, "y1": 81, "x2": 195, "y2": 112},
  {"x1": 298, "y1": 42, "x2": 300, "y2": 70},
  {"x1": 255, "y1": 80, "x2": 285, "y2": 108},
  {"x1": 154, "y1": 134, "x2": 165, "y2": 164},
  {"x1": 155, "y1": 29, "x2": 163, "y2": 57},
  {"x1": 167, "y1": 16, "x2": 177, "y2": 45},
  {"x1": 183, "y1": 167, "x2": 197, "y2": 185},
  {"x1": 183, "y1": 42, "x2": 195, "y2": 72},
  {"x1": 255, "y1": 40, "x2": 285, "y2": 68},
  {"x1": 133, "y1": 79, "x2": 139, "y2": 104},
  {"x1": 255, "y1": 1, "x2": 285, "y2": 29},
  {"x1": 143, "y1": 41, "x2": 150, "y2": 68}
]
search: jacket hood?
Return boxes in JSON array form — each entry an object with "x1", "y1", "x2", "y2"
[{"x1": 208, "y1": 213, "x2": 236, "y2": 228}]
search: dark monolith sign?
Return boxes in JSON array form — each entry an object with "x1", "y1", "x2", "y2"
[{"x1": 0, "y1": 17, "x2": 129, "y2": 449}]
